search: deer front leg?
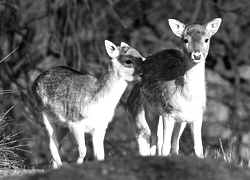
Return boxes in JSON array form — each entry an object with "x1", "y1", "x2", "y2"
[
  {"x1": 70, "y1": 124, "x2": 87, "y2": 164},
  {"x1": 171, "y1": 121, "x2": 187, "y2": 154},
  {"x1": 92, "y1": 130, "x2": 106, "y2": 160},
  {"x1": 190, "y1": 113, "x2": 204, "y2": 158},
  {"x1": 43, "y1": 113, "x2": 62, "y2": 168},
  {"x1": 161, "y1": 115, "x2": 175, "y2": 156}
]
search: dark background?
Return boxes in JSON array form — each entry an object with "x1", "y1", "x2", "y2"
[{"x1": 0, "y1": 0, "x2": 250, "y2": 168}]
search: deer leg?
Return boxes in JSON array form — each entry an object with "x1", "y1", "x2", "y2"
[
  {"x1": 92, "y1": 129, "x2": 106, "y2": 160},
  {"x1": 144, "y1": 106, "x2": 159, "y2": 156},
  {"x1": 70, "y1": 124, "x2": 87, "y2": 164},
  {"x1": 57, "y1": 126, "x2": 69, "y2": 150},
  {"x1": 156, "y1": 116, "x2": 163, "y2": 155},
  {"x1": 161, "y1": 115, "x2": 175, "y2": 156},
  {"x1": 149, "y1": 124, "x2": 158, "y2": 156},
  {"x1": 171, "y1": 121, "x2": 187, "y2": 155},
  {"x1": 130, "y1": 106, "x2": 151, "y2": 156},
  {"x1": 191, "y1": 114, "x2": 204, "y2": 158},
  {"x1": 43, "y1": 113, "x2": 62, "y2": 169}
]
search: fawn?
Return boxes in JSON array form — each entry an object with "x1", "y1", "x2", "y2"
[
  {"x1": 32, "y1": 40, "x2": 143, "y2": 168},
  {"x1": 127, "y1": 18, "x2": 222, "y2": 157}
]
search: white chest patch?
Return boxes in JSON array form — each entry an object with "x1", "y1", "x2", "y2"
[{"x1": 80, "y1": 79, "x2": 128, "y2": 131}]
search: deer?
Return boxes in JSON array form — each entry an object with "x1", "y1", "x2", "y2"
[
  {"x1": 127, "y1": 18, "x2": 222, "y2": 158},
  {"x1": 32, "y1": 40, "x2": 143, "y2": 168}
]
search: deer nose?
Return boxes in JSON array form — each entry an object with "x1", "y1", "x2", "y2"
[{"x1": 192, "y1": 51, "x2": 202, "y2": 61}]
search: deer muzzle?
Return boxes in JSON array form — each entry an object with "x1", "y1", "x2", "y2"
[{"x1": 191, "y1": 51, "x2": 204, "y2": 63}]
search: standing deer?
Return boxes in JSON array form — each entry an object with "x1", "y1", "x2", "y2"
[
  {"x1": 127, "y1": 18, "x2": 222, "y2": 157},
  {"x1": 32, "y1": 40, "x2": 143, "y2": 168}
]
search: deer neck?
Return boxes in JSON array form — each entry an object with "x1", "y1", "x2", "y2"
[
  {"x1": 80, "y1": 66, "x2": 128, "y2": 124},
  {"x1": 96, "y1": 67, "x2": 128, "y2": 108},
  {"x1": 183, "y1": 56, "x2": 206, "y2": 95},
  {"x1": 186, "y1": 60, "x2": 205, "y2": 79}
]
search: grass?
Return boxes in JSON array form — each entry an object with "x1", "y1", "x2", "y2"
[
  {"x1": 0, "y1": 106, "x2": 29, "y2": 177},
  {"x1": 0, "y1": 119, "x2": 24, "y2": 169},
  {"x1": 0, "y1": 49, "x2": 31, "y2": 177},
  {"x1": 205, "y1": 138, "x2": 249, "y2": 167}
]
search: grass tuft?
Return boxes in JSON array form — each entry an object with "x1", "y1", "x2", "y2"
[
  {"x1": 205, "y1": 138, "x2": 249, "y2": 167},
  {"x1": 0, "y1": 108, "x2": 25, "y2": 170}
]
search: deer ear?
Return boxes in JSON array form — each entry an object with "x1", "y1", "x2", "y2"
[
  {"x1": 168, "y1": 19, "x2": 185, "y2": 37},
  {"x1": 105, "y1": 40, "x2": 119, "y2": 58},
  {"x1": 205, "y1": 18, "x2": 222, "y2": 36},
  {"x1": 120, "y1": 42, "x2": 129, "y2": 47}
]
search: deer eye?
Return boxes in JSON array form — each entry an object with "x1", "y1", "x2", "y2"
[
  {"x1": 184, "y1": 39, "x2": 189, "y2": 44},
  {"x1": 125, "y1": 59, "x2": 133, "y2": 65},
  {"x1": 205, "y1": 38, "x2": 209, "y2": 43}
]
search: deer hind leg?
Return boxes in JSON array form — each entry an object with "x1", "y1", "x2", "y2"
[
  {"x1": 56, "y1": 126, "x2": 69, "y2": 150},
  {"x1": 70, "y1": 123, "x2": 87, "y2": 164},
  {"x1": 127, "y1": 104, "x2": 151, "y2": 156},
  {"x1": 157, "y1": 116, "x2": 163, "y2": 155},
  {"x1": 149, "y1": 123, "x2": 158, "y2": 156},
  {"x1": 144, "y1": 106, "x2": 159, "y2": 156},
  {"x1": 161, "y1": 115, "x2": 175, "y2": 156},
  {"x1": 127, "y1": 85, "x2": 151, "y2": 156},
  {"x1": 42, "y1": 112, "x2": 62, "y2": 168},
  {"x1": 190, "y1": 113, "x2": 204, "y2": 158},
  {"x1": 171, "y1": 121, "x2": 187, "y2": 155}
]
